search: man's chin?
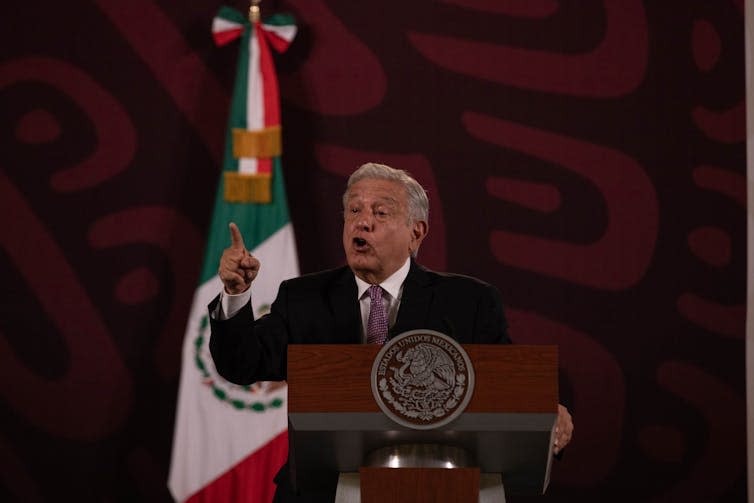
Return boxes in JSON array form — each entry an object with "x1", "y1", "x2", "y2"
[
  {"x1": 347, "y1": 259, "x2": 374, "y2": 273},
  {"x1": 346, "y1": 257, "x2": 379, "y2": 279}
]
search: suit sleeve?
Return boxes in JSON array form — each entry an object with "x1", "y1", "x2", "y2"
[
  {"x1": 474, "y1": 282, "x2": 510, "y2": 345},
  {"x1": 208, "y1": 281, "x2": 291, "y2": 384}
]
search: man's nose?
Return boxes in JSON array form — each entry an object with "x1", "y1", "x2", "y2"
[{"x1": 356, "y1": 215, "x2": 374, "y2": 231}]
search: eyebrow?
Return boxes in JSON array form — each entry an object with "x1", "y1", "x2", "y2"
[{"x1": 347, "y1": 193, "x2": 399, "y2": 206}]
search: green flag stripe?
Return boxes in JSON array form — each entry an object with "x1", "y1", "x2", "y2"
[
  {"x1": 262, "y1": 13, "x2": 295, "y2": 27},
  {"x1": 216, "y1": 5, "x2": 246, "y2": 25},
  {"x1": 200, "y1": 157, "x2": 291, "y2": 284},
  {"x1": 223, "y1": 23, "x2": 251, "y2": 174}
]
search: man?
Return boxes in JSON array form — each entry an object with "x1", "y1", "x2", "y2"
[{"x1": 210, "y1": 163, "x2": 573, "y2": 501}]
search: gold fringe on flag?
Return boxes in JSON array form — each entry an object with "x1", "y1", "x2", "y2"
[
  {"x1": 224, "y1": 172, "x2": 272, "y2": 203},
  {"x1": 232, "y1": 126, "x2": 282, "y2": 158}
]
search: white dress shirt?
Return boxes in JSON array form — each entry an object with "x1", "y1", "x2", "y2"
[
  {"x1": 353, "y1": 257, "x2": 411, "y2": 342},
  {"x1": 216, "y1": 257, "x2": 412, "y2": 343}
]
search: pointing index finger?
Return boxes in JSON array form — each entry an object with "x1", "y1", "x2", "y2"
[{"x1": 229, "y1": 222, "x2": 246, "y2": 250}]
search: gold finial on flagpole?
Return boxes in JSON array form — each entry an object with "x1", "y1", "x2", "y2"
[{"x1": 249, "y1": 0, "x2": 261, "y2": 23}]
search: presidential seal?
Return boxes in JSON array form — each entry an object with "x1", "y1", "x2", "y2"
[{"x1": 371, "y1": 329, "x2": 475, "y2": 430}]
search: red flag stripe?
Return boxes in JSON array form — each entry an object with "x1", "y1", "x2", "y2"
[
  {"x1": 262, "y1": 29, "x2": 293, "y2": 53},
  {"x1": 185, "y1": 431, "x2": 288, "y2": 503},
  {"x1": 213, "y1": 28, "x2": 244, "y2": 47},
  {"x1": 257, "y1": 23, "x2": 280, "y2": 127},
  {"x1": 256, "y1": 20, "x2": 279, "y2": 174}
]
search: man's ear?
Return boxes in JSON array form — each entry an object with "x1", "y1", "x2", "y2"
[{"x1": 410, "y1": 220, "x2": 429, "y2": 253}]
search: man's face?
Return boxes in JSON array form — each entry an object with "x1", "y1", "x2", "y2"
[{"x1": 342, "y1": 178, "x2": 427, "y2": 284}]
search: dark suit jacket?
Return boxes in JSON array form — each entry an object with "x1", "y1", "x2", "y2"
[{"x1": 209, "y1": 260, "x2": 509, "y2": 501}]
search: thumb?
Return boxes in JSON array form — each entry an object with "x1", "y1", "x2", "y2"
[{"x1": 229, "y1": 222, "x2": 246, "y2": 251}]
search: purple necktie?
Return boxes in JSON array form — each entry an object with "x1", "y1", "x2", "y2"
[{"x1": 366, "y1": 285, "x2": 388, "y2": 345}]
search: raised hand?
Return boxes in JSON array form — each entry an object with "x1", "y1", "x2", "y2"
[{"x1": 218, "y1": 222, "x2": 260, "y2": 294}]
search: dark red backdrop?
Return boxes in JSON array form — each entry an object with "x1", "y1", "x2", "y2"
[{"x1": 0, "y1": 0, "x2": 746, "y2": 501}]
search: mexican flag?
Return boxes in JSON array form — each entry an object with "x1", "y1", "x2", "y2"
[{"x1": 168, "y1": 6, "x2": 298, "y2": 502}]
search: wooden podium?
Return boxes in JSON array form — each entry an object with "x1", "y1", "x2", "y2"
[{"x1": 287, "y1": 344, "x2": 558, "y2": 502}]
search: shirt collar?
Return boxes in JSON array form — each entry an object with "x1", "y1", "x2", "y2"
[{"x1": 354, "y1": 257, "x2": 411, "y2": 301}]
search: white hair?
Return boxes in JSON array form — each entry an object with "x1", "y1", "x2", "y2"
[{"x1": 343, "y1": 162, "x2": 429, "y2": 224}]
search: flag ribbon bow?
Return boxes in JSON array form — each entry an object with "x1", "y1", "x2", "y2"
[{"x1": 212, "y1": 6, "x2": 296, "y2": 203}]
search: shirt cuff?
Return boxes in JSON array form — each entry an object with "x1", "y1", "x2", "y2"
[{"x1": 217, "y1": 288, "x2": 252, "y2": 320}]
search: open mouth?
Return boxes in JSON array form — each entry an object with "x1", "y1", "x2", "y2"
[{"x1": 353, "y1": 237, "x2": 369, "y2": 250}]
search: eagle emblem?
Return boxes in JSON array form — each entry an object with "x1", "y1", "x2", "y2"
[{"x1": 371, "y1": 330, "x2": 475, "y2": 429}]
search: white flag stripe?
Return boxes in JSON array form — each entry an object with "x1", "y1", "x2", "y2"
[
  {"x1": 246, "y1": 30, "x2": 264, "y2": 134},
  {"x1": 239, "y1": 31, "x2": 263, "y2": 175},
  {"x1": 262, "y1": 24, "x2": 297, "y2": 42},
  {"x1": 238, "y1": 157, "x2": 258, "y2": 174},
  {"x1": 249, "y1": 223, "x2": 300, "y2": 315},
  {"x1": 212, "y1": 17, "x2": 243, "y2": 35}
]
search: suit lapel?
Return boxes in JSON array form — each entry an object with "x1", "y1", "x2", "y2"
[
  {"x1": 327, "y1": 267, "x2": 362, "y2": 343},
  {"x1": 389, "y1": 260, "x2": 434, "y2": 338}
]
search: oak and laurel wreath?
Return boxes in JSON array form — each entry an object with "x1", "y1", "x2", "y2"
[
  {"x1": 194, "y1": 314, "x2": 284, "y2": 412},
  {"x1": 378, "y1": 374, "x2": 466, "y2": 421}
]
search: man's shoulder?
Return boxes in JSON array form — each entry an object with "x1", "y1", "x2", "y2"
[
  {"x1": 412, "y1": 262, "x2": 496, "y2": 291},
  {"x1": 281, "y1": 264, "x2": 353, "y2": 291}
]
